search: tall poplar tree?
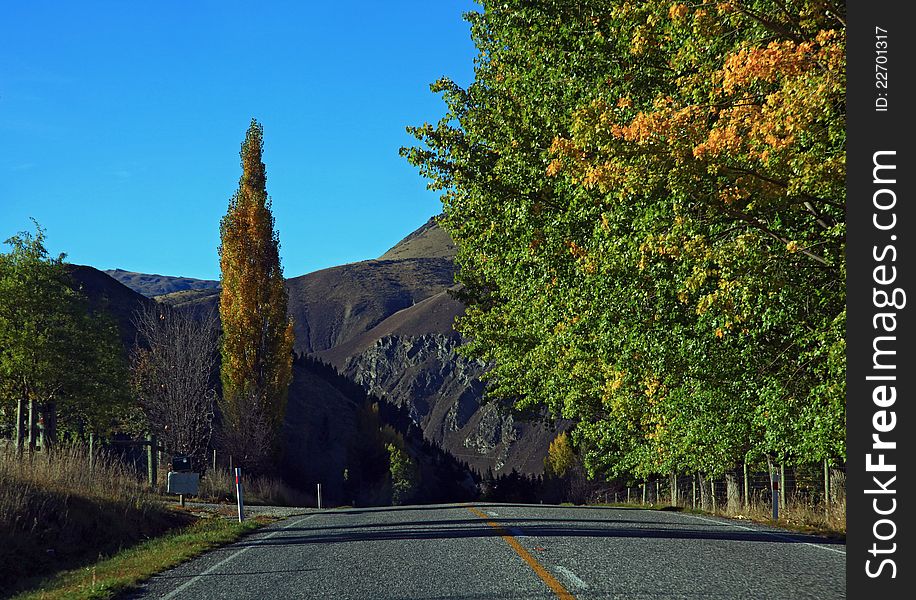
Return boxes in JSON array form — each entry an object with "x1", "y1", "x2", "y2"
[{"x1": 218, "y1": 119, "x2": 294, "y2": 466}]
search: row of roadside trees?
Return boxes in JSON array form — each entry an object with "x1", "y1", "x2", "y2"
[{"x1": 404, "y1": 0, "x2": 846, "y2": 483}]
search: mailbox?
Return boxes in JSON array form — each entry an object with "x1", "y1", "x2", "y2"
[{"x1": 171, "y1": 455, "x2": 192, "y2": 472}]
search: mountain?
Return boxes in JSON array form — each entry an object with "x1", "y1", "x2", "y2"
[
  {"x1": 62, "y1": 263, "x2": 475, "y2": 505},
  {"x1": 378, "y1": 216, "x2": 457, "y2": 260},
  {"x1": 307, "y1": 216, "x2": 563, "y2": 476},
  {"x1": 282, "y1": 355, "x2": 477, "y2": 506},
  {"x1": 121, "y1": 216, "x2": 564, "y2": 477},
  {"x1": 104, "y1": 269, "x2": 219, "y2": 298},
  {"x1": 68, "y1": 265, "x2": 154, "y2": 346}
]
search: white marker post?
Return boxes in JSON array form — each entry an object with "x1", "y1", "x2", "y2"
[
  {"x1": 235, "y1": 467, "x2": 245, "y2": 522},
  {"x1": 317, "y1": 483, "x2": 322, "y2": 509}
]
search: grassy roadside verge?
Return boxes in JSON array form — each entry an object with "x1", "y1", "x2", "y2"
[
  {"x1": 11, "y1": 514, "x2": 272, "y2": 600},
  {"x1": 592, "y1": 502, "x2": 846, "y2": 542}
]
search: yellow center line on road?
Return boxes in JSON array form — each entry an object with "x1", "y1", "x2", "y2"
[{"x1": 467, "y1": 507, "x2": 576, "y2": 600}]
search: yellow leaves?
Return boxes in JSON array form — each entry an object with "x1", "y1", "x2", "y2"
[
  {"x1": 717, "y1": 185, "x2": 749, "y2": 205},
  {"x1": 219, "y1": 120, "x2": 294, "y2": 434},
  {"x1": 668, "y1": 3, "x2": 688, "y2": 21},
  {"x1": 565, "y1": 240, "x2": 598, "y2": 274},
  {"x1": 545, "y1": 159, "x2": 563, "y2": 178},
  {"x1": 719, "y1": 30, "x2": 843, "y2": 96},
  {"x1": 630, "y1": 27, "x2": 649, "y2": 55},
  {"x1": 643, "y1": 376, "x2": 660, "y2": 399},
  {"x1": 786, "y1": 240, "x2": 800, "y2": 253},
  {"x1": 566, "y1": 240, "x2": 587, "y2": 260}
]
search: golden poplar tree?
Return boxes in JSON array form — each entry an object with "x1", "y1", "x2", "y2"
[{"x1": 218, "y1": 119, "x2": 294, "y2": 463}]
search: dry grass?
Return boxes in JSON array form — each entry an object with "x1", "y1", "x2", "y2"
[
  {"x1": 0, "y1": 441, "x2": 182, "y2": 594},
  {"x1": 197, "y1": 468, "x2": 313, "y2": 507},
  {"x1": 723, "y1": 494, "x2": 846, "y2": 536}
]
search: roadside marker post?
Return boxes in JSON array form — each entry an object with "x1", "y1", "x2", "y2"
[
  {"x1": 317, "y1": 483, "x2": 322, "y2": 509},
  {"x1": 235, "y1": 467, "x2": 245, "y2": 522}
]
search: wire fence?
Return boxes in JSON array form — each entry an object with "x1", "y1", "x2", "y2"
[{"x1": 594, "y1": 461, "x2": 846, "y2": 529}]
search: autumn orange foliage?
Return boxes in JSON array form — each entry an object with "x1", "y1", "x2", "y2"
[{"x1": 218, "y1": 120, "x2": 294, "y2": 460}]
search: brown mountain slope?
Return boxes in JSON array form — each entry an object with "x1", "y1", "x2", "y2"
[
  {"x1": 286, "y1": 257, "x2": 456, "y2": 354},
  {"x1": 154, "y1": 217, "x2": 563, "y2": 477},
  {"x1": 103, "y1": 269, "x2": 219, "y2": 298},
  {"x1": 318, "y1": 287, "x2": 465, "y2": 366},
  {"x1": 379, "y1": 216, "x2": 456, "y2": 260},
  {"x1": 68, "y1": 265, "x2": 154, "y2": 347}
]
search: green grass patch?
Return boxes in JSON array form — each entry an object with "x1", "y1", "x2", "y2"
[{"x1": 10, "y1": 515, "x2": 270, "y2": 600}]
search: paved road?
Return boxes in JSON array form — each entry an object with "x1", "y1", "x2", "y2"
[{"x1": 128, "y1": 503, "x2": 845, "y2": 599}]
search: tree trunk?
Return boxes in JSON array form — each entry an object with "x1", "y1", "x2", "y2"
[
  {"x1": 698, "y1": 473, "x2": 710, "y2": 510},
  {"x1": 726, "y1": 471, "x2": 741, "y2": 514},
  {"x1": 42, "y1": 402, "x2": 57, "y2": 450}
]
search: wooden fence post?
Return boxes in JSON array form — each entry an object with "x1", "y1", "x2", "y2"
[
  {"x1": 27, "y1": 398, "x2": 37, "y2": 452},
  {"x1": 823, "y1": 459, "x2": 830, "y2": 505},
  {"x1": 147, "y1": 434, "x2": 157, "y2": 489},
  {"x1": 743, "y1": 461, "x2": 749, "y2": 510},
  {"x1": 14, "y1": 397, "x2": 26, "y2": 452},
  {"x1": 779, "y1": 463, "x2": 786, "y2": 509}
]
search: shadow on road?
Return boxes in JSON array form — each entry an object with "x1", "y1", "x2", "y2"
[{"x1": 233, "y1": 516, "x2": 845, "y2": 549}]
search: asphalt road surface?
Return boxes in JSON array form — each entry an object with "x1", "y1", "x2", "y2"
[{"x1": 128, "y1": 503, "x2": 845, "y2": 599}]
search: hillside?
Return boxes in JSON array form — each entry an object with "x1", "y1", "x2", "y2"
[
  {"x1": 116, "y1": 216, "x2": 563, "y2": 477},
  {"x1": 67, "y1": 264, "x2": 154, "y2": 347},
  {"x1": 378, "y1": 216, "x2": 457, "y2": 260},
  {"x1": 104, "y1": 269, "x2": 219, "y2": 298}
]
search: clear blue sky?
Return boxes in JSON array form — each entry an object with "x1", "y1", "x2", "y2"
[{"x1": 1, "y1": 1, "x2": 478, "y2": 280}]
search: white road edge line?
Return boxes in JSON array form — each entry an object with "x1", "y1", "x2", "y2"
[
  {"x1": 160, "y1": 514, "x2": 316, "y2": 600},
  {"x1": 554, "y1": 566, "x2": 589, "y2": 589},
  {"x1": 682, "y1": 513, "x2": 846, "y2": 556}
]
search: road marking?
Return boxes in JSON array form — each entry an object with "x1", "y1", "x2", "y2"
[
  {"x1": 554, "y1": 566, "x2": 588, "y2": 589},
  {"x1": 160, "y1": 515, "x2": 315, "y2": 600},
  {"x1": 682, "y1": 513, "x2": 847, "y2": 556},
  {"x1": 486, "y1": 510, "x2": 499, "y2": 517},
  {"x1": 468, "y1": 507, "x2": 575, "y2": 600}
]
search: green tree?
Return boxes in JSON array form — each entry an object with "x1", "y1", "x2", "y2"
[
  {"x1": 386, "y1": 440, "x2": 419, "y2": 506},
  {"x1": 0, "y1": 221, "x2": 129, "y2": 448},
  {"x1": 218, "y1": 119, "x2": 295, "y2": 469},
  {"x1": 544, "y1": 432, "x2": 576, "y2": 479},
  {"x1": 404, "y1": 0, "x2": 845, "y2": 482}
]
